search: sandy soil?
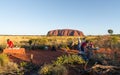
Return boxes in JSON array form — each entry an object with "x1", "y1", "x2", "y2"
[
  {"x1": 8, "y1": 49, "x2": 66, "y2": 65},
  {"x1": 7, "y1": 48, "x2": 120, "y2": 65}
]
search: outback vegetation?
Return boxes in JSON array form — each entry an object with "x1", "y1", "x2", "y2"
[{"x1": 0, "y1": 32, "x2": 120, "y2": 75}]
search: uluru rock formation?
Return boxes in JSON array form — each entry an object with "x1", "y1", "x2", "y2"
[{"x1": 47, "y1": 29, "x2": 84, "y2": 36}]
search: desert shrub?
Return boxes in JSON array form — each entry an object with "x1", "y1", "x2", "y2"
[
  {"x1": 0, "y1": 54, "x2": 9, "y2": 66},
  {"x1": 25, "y1": 38, "x2": 50, "y2": 50},
  {"x1": 22, "y1": 44, "x2": 48, "y2": 50},
  {"x1": 59, "y1": 43, "x2": 70, "y2": 50},
  {"x1": 53, "y1": 54, "x2": 85, "y2": 65},
  {"x1": 117, "y1": 42, "x2": 120, "y2": 49},
  {"x1": 0, "y1": 54, "x2": 21, "y2": 74},
  {"x1": 39, "y1": 54, "x2": 85, "y2": 75},
  {"x1": 93, "y1": 36, "x2": 105, "y2": 48},
  {"x1": 20, "y1": 62, "x2": 40, "y2": 72},
  {"x1": 39, "y1": 64, "x2": 52, "y2": 75},
  {"x1": 39, "y1": 64, "x2": 68, "y2": 75},
  {"x1": 0, "y1": 62, "x2": 20, "y2": 74},
  {"x1": 30, "y1": 38, "x2": 48, "y2": 45},
  {"x1": 93, "y1": 36, "x2": 119, "y2": 50},
  {"x1": 67, "y1": 38, "x2": 73, "y2": 46},
  {"x1": 67, "y1": 40, "x2": 75, "y2": 50},
  {"x1": 32, "y1": 45, "x2": 48, "y2": 50},
  {"x1": 21, "y1": 45, "x2": 30, "y2": 50},
  {"x1": 0, "y1": 45, "x2": 6, "y2": 51},
  {"x1": 51, "y1": 65, "x2": 68, "y2": 75},
  {"x1": 28, "y1": 40, "x2": 32, "y2": 46},
  {"x1": 20, "y1": 61, "x2": 28, "y2": 67},
  {"x1": 109, "y1": 36, "x2": 119, "y2": 49},
  {"x1": 91, "y1": 53, "x2": 120, "y2": 66}
]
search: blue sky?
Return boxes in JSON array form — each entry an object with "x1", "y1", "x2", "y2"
[{"x1": 0, "y1": 0, "x2": 120, "y2": 35}]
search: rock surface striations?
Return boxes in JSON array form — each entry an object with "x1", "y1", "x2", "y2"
[{"x1": 47, "y1": 29, "x2": 84, "y2": 36}]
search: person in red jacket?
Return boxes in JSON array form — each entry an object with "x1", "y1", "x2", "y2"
[
  {"x1": 81, "y1": 40, "x2": 88, "y2": 52},
  {"x1": 7, "y1": 39, "x2": 14, "y2": 48}
]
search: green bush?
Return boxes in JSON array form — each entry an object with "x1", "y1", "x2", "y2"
[
  {"x1": 39, "y1": 64, "x2": 68, "y2": 75},
  {"x1": 0, "y1": 45, "x2": 6, "y2": 51},
  {"x1": 39, "y1": 54, "x2": 85, "y2": 75},
  {"x1": 53, "y1": 54, "x2": 85, "y2": 65},
  {"x1": 59, "y1": 43, "x2": 70, "y2": 50},
  {"x1": 20, "y1": 62, "x2": 40, "y2": 72},
  {"x1": 20, "y1": 61, "x2": 28, "y2": 67},
  {"x1": 0, "y1": 54, "x2": 20, "y2": 74},
  {"x1": 0, "y1": 62, "x2": 20, "y2": 74},
  {"x1": 29, "y1": 38, "x2": 48, "y2": 46},
  {"x1": 91, "y1": 53, "x2": 120, "y2": 66},
  {"x1": 39, "y1": 64, "x2": 52, "y2": 75},
  {"x1": 0, "y1": 54, "x2": 9, "y2": 66}
]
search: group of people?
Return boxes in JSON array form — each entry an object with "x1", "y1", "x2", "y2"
[{"x1": 77, "y1": 37, "x2": 94, "y2": 60}]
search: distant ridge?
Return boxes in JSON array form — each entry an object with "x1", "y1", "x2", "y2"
[{"x1": 47, "y1": 29, "x2": 84, "y2": 36}]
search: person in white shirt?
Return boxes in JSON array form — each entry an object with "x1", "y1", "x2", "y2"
[{"x1": 77, "y1": 37, "x2": 81, "y2": 51}]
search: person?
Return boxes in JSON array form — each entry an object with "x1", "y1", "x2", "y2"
[
  {"x1": 87, "y1": 41, "x2": 94, "y2": 50},
  {"x1": 80, "y1": 38, "x2": 86, "y2": 51},
  {"x1": 78, "y1": 40, "x2": 89, "y2": 61},
  {"x1": 87, "y1": 41, "x2": 94, "y2": 59},
  {"x1": 6, "y1": 39, "x2": 14, "y2": 48},
  {"x1": 80, "y1": 40, "x2": 88, "y2": 52},
  {"x1": 77, "y1": 37, "x2": 81, "y2": 51},
  {"x1": 81, "y1": 38, "x2": 86, "y2": 44}
]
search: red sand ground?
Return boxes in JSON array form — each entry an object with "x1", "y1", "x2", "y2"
[
  {"x1": 8, "y1": 49, "x2": 66, "y2": 65},
  {"x1": 5, "y1": 48, "x2": 120, "y2": 65},
  {"x1": 4, "y1": 48, "x2": 119, "y2": 75}
]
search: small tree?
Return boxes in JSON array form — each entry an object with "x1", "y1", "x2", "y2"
[{"x1": 108, "y1": 29, "x2": 113, "y2": 35}]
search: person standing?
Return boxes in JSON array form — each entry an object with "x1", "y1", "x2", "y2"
[
  {"x1": 87, "y1": 41, "x2": 94, "y2": 59},
  {"x1": 81, "y1": 38, "x2": 86, "y2": 44},
  {"x1": 77, "y1": 37, "x2": 81, "y2": 51},
  {"x1": 79, "y1": 40, "x2": 89, "y2": 61},
  {"x1": 7, "y1": 39, "x2": 14, "y2": 48},
  {"x1": 81, "y1": 40, "x2": 88, "y2": 52}
]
